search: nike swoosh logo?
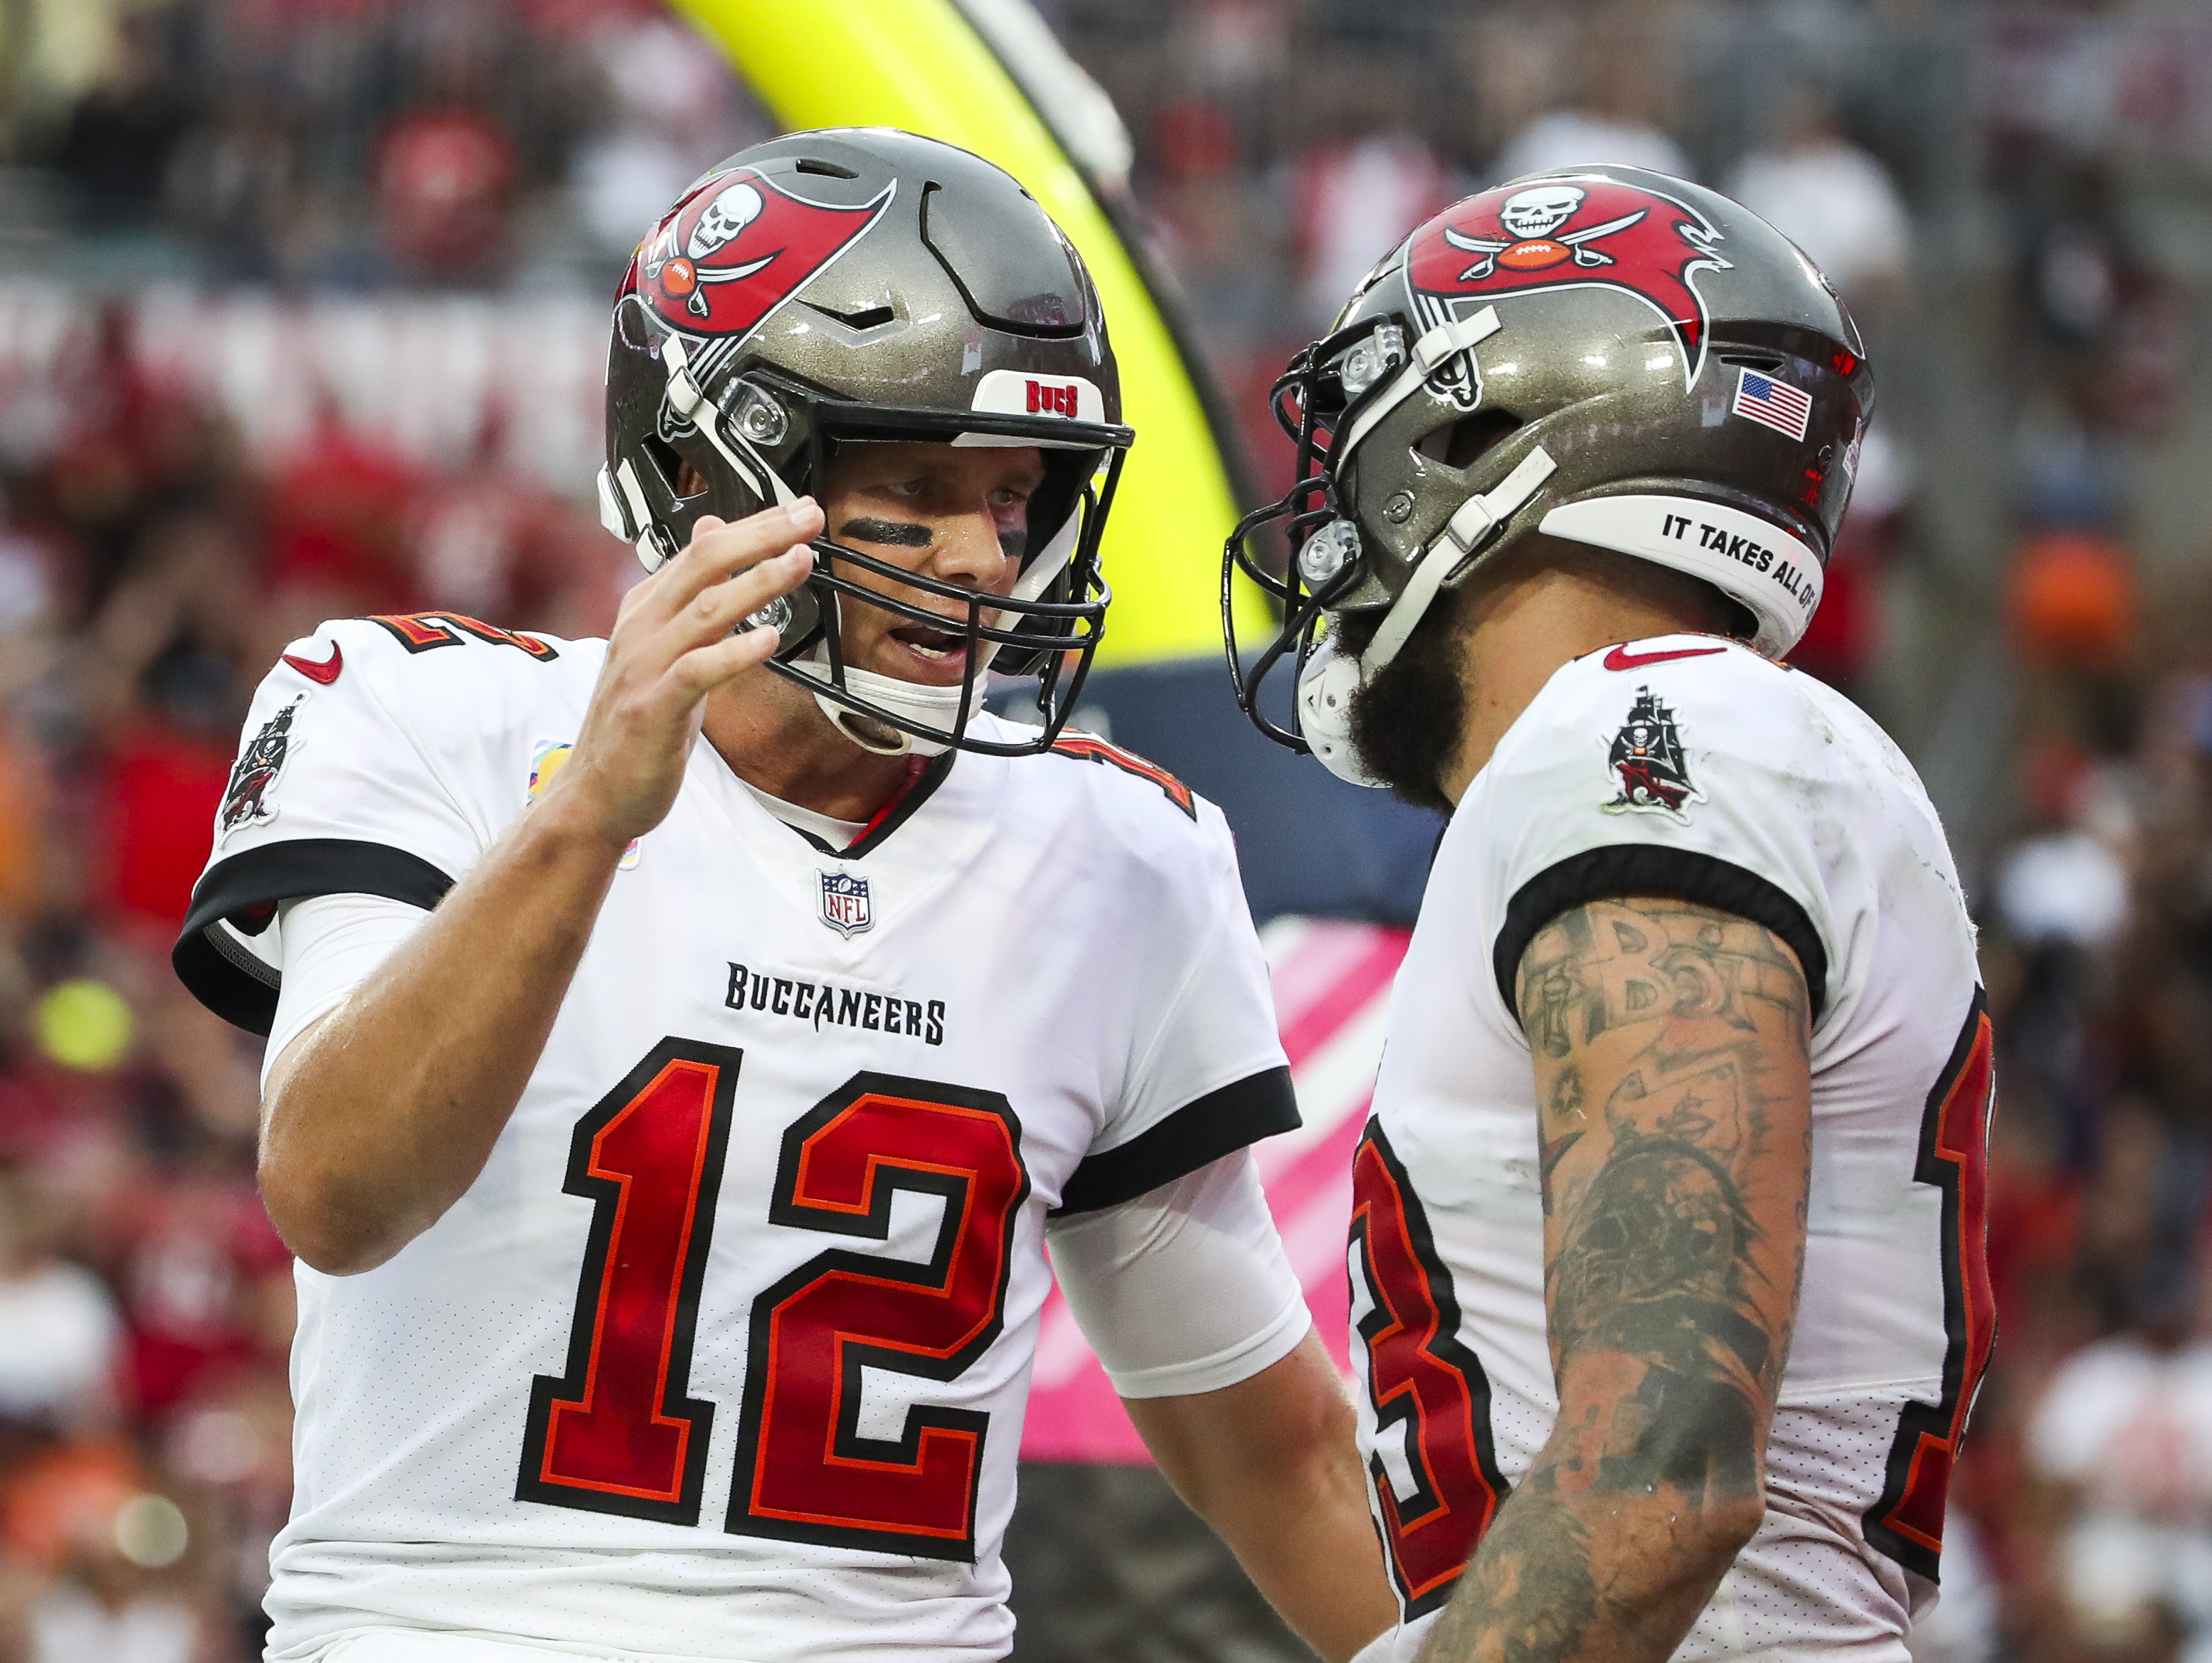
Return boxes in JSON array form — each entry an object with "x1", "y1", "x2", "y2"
[
  {"x1": 1603, "y1": 643, "x2": 1726, "y2": 671},
  {"x1": 282, "y1": 642, "x2": 344, "y2": 685}
]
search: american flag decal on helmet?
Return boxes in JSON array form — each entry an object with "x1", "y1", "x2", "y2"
[{"x1": 1731, "y1": 368, "x2": 1814, "y2": 442}]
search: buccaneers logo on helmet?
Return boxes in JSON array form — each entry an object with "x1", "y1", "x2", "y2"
[
  {"x1": 630, "y1": 166, "x2": 892, "y2": 341},
  {"x1": 1405, "y1": 177, "x2": 1730, "y2": 387}
]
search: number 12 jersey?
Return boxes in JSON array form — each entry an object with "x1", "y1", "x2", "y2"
[{"x1": 175, "y1": 615, "x2": 1298, "y2": 1663}]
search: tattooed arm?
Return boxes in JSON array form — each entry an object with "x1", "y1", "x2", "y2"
[{"x1": 1418, "y1": 896, "x2": 1813, "y2": 1663}]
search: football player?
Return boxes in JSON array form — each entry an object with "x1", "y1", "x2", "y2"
[
  {"x1": 175, "y1": 131, "x2": 1393, "y2": 1663},
  {"x1": 1225, "y1": 166, "x2": 1992, "y2": 1662}
]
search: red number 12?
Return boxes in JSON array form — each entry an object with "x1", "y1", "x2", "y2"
[{"x1": 517, "y1": 1041, "x2": 1027, "y2": 1564}]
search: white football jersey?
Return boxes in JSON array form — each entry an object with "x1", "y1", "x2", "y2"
[
  {"x1": 175, "y1": 614, "x2": 1296, "y2": 1663},
  {"x1": 1350, "y1": 636, "x2": 1991, "y2": 1661}
]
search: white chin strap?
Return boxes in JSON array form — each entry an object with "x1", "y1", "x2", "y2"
[
  {"x1": 795, "y1": 508, "x2": 1086, "y2": 758},
  {"x1": 1294, "y1": 632, "x2": 1385, "y2": 788},
  {"x1": 1337, "y1": 306, "x2": 1502, "y2": 463},
  {"x1": 1297, "y1": 443, "x2": 1558, "y2": 789},
  {"x1": 788, "y1": 637, "x2": 967, "y2": 758}
]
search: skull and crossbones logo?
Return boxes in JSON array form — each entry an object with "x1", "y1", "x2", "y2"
[
  {"x1": 1444, "y1": 184, "x2": 1649, "y2": 281},
  {"x1": 646, "y1": 178, "x2": 778, "y2": 318}
]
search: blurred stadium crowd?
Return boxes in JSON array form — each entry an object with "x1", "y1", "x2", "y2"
[{"x1": 0, "y1": 1, "x2": 2203, "y2": 1660}]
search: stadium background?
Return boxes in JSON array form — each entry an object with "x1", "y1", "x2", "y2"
[{"x1": 0, "y1": 0, "x2": 2203, "y2": 1659}]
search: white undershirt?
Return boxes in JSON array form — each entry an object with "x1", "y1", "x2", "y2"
[
  {"x1": 739, "y1": 780, "x2": 868, "y2": 850},
  {"x1": 258, "y1": 893, "x2": 1309, "y2": 1399}
]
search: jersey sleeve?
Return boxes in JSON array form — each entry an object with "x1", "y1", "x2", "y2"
[
  {"x1": 1481, "y1": 640, "x2": 1861, "y2": 1028},
  {"x1": 172, "y1": 619, "x2": 511, "y2": 1035},
  {"x1": 1057, "y1": 801, "x2": 1297, "y2": 1216}
]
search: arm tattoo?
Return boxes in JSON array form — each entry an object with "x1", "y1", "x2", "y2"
[{"x1": 1419, "y1": 898, "x2": 1812, "y2": 1663}]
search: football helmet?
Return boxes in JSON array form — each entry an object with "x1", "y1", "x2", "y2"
[
  {"x1": 600, "y1": 128, "x2": 1134, "y2": 758},
  {"x1": 1223, "y1": 165, "x2": 1873, "y2": 785}
]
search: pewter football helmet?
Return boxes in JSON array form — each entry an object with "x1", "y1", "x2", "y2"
[
  {"x1": 1224, "y1": 165, "x2": 1873, "y2": 784},
  {"x1": 601, "y1": 129, "x2": 1133, "y2": 758}
]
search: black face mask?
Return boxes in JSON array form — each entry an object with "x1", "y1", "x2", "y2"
[{"x1": 1335, "y1": 602, "x2": 1468, "y2": 813}]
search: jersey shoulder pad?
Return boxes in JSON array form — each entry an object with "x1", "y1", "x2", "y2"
[
  {"x1": 1015, "y1": 726, "x2": 1238, "y2": 935},
  {"x1": 272, "y1": 612, "x2": 593, "y2": 712},
  {"x1": 1504, "y1": 633, "x2": 1826, "y2": 817},
  {"x1": 1046, "y1": 730, "x2": 1199, "y2": 822},
  {"x1": 182, "y1": 617, "x2": 601, "y2": 1034},
  {"x1": 1483, "y1": 635, "x2": 1846, "y2": 1019},
  {"x1": 214, "y1": 612, "x2": 600, "y2": 897},
  {"x1": 262, "y1": 614, "x2": 602, "y2": 778}
]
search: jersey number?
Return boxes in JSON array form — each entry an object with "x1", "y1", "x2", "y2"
[
  {"x1": 1350, "y1": 1120, "x2": 1512, "y2": 1620},
  {"x1": 517, "y1": 1041, "x2": 1027, "y2": 1561},
  {"x1": 368, "y1": 611, "x2": 558, "y2": 659},
  {"x1": 1864, "y1": 992, "x2": 1996, "y2": 1580}
]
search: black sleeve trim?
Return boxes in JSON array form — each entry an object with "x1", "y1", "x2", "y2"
[
  {"x1": 171, "y1": 839, "x2": 455, "y2": 1036},
  {"x1": 1491, "y1": 846, "x2": 1829, "y2": 1026},
  {"x1": 1052, "y1": 1065, "x2": 1300, "y2": 1217}
]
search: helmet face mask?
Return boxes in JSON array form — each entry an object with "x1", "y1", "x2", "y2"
[
  {"x1": 600, "y1": 131, "x2": 1136, "y2": 758},
  {"x1": 1224, "y1": 165, "x2": 1874, "y2": 784}
]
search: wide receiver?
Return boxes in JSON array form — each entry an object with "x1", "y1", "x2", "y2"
[
  {"x1": 175, "y1": 130, "x2": 1391, "y2": 1662},
  {"x1": 1226, "y1": 166, "x2": 1994, "y2": 1662}
]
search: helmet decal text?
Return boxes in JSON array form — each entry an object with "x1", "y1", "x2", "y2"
[
  {"x1": 1407, "y1": 178, "x2": 1730, "y2": 386},
  {"x1": 633, "y1": 168, "x2": 893, "y2": 341}
]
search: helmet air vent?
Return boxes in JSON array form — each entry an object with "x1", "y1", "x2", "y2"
[
  {"x1": 641, "y1": 433, "x2": 693, "y2": 498},
  {"x1": 794, "y1": 157, "x2": 860, "y2": 179},
  {"x1": 802, "y1": 300, "x2": 898, "y2": 331},
  {"x1": 920, "y1": 179, "x2": 1089, "y2": 338},
  {"x1": 1417, "y1": 409, "x2": 1521, "y2": 471}
]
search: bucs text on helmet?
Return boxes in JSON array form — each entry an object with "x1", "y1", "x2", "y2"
[
  {"x1": 1222, "y1": 165, "x2": 1874, "y2": 785},
  {"x1": 599, "y1": 128, "x2": 1134, "y2": 758}
]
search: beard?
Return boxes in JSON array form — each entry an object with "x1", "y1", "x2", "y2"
[{"x1": 1335, "y1": 598, "x2": 1468, "y2": 813}]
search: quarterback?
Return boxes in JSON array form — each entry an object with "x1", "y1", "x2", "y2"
[
  {"x1": 1227, "y1": 166, "x2": 1992, "y2": 1661},
  {"x1": 175, "y1": 132, "x2": 1391, "y2": 1662}
]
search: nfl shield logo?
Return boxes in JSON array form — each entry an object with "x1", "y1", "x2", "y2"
[{"x1": 818, "y1": 870, "x2": 873, "y2": 937}]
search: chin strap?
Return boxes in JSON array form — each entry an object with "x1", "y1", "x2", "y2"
[
  {"x1": 1294, "y1": 632, "x2": 1386, "y2": 788},
  {"x1": 661, "y1": 334, "x2": 795, "y2": 512},
  {"x1": 787, "y1": 628, "x2": 966, "y2": 758},
  {"x1": 1296, "y1": 442, "x2": 1559, "y2": 789},
  {"x1": 1365, "y1": 445, "x2": 1558, "y2": 671}
]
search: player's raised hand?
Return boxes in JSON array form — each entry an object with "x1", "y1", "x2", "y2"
[{"x1": 551, "y1": 497, "x2": 823, "y2": 849}]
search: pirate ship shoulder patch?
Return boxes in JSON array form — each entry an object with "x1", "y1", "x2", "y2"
[
  {"x1": 219, "y1": 694, "x2": 306, "y2": 841},
  {"x1": 1604, "y1": 685, "x2": 1703, "y2": 822}
]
